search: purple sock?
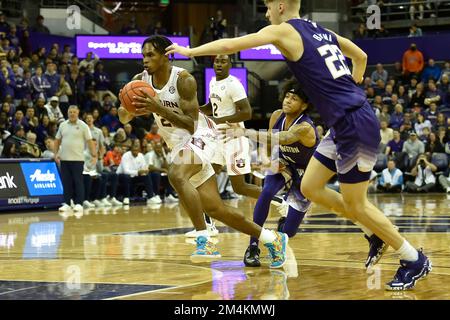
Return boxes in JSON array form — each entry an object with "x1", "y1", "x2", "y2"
[
  {"x1": 250, "y1": 174, "x2": 286, "y2": 246},
  {"x1": 282, "y1": 206, "x2": 306, "y2": 238}
]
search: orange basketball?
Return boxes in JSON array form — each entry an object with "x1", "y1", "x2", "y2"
[{"x1": 119, "y1": 80, "x2": 156, "y2": 113}]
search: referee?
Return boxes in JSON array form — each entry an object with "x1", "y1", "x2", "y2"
[{"x1": 54, "y1": 105, "x2": 96, "y2": 212}]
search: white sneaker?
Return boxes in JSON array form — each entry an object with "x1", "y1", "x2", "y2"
[
  {"x1": 446, "y1": 187, "x2": 450, "y2": 193},
  {"x1": 185, "y1": 224, "x2": 219, "y2": 238},
  {"x1": 207, "y1": 223, "x2": 219, "y2": 237},
  {"x1": 147, "y1": 195, "x2": 162, "y2": 205},
  {"x1": 101, "y1": 198, "x2": 112, "y2": 207},
  {"x1": 165, "y1": 194, "x2": 179, "y2": 203},
  {"x1": 70, "y1": 199, "x2": 75, "y2": 208},
  {"x1": 73, "y1": 204, "x2": 83, "y2": 212},
  {"x1": 83, "y1": 200, "x2": 95, "y2": 209},
  {"x1": 110, "y1": 197, "x2": 122, "y2": 206},
  {"x1": 59, "y1": 203, "x2": 72, "y2": 212},
  {"x1": 123, "y1": 197, "x2": 130, "y2": 205},
  {"x1": 93, "y1": 199, "x2": 104, "y2": 207}
]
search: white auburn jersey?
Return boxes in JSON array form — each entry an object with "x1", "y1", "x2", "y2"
[
  {"x1": 208, "y1": 75, "x2": 248, "y2": 129},
  {"x1": 141, "y1": 66, "x2": 214, "y2": 149}
]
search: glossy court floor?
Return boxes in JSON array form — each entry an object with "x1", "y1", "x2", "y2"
[{"x1": 0, "y1": 193, "x2": 449, "y2": 300}]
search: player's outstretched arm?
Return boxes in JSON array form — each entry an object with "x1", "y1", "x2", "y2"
[
  {"x1": 166, "y1": 25, "x2": 279, "y2": 57},
  {"x1": 334, "y1": 33, "x2": 367, "y2": 84}
]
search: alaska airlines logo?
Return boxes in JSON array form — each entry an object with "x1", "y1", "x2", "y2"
[
  {"x1": 0, "y1": 173, "x2": 17, "y2": 189},
  {"x1": 210, "y1": 93, "x2": 222, "y2": 102},
  {"x1": 29, "y1": 169, "x2": 57, "y2": 189},
  {"x1": 30, "y1": 170, "x2": 56, "y2": 183}
]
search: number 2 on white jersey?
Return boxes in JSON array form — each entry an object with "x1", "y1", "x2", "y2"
[{"x1": 317, "y1": 44, "x2": 351, "y2": 79}]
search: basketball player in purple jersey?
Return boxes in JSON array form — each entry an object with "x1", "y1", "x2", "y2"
[
  {"x1": 167, "y1": 1, "x2": 432, "y2": 290},
  {"x1": 227, "y1": 80, "x2": 318, "y2": 267}
]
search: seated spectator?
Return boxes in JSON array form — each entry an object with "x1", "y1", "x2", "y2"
[
  {"x1": 362, "y1": 77, "x2": 372, "y2": 90},
  {"x1": 380, "y1": 120, "x2": 394, "y2": 149},
  {"x1": 366, "y1": 87, "x2": 375, "y2": 104},
  {"x1": 382, "y1": 84, "x2": 393, "y2": 105},
  {"x1": 79, "y1": 52, "x2": 99, "y2": 71},
  {"x1": 100, "y1": 94, "x2": 114, "y2": 115},
  {"x1": 103, "y1": 144, "x2": 122, "y2": 170},
  {"x1": 385, "y1": 130, "x2": 404, "y2": 156},
  {"x1": 0, "y1": 63, "x2": 16, "y2": 100},
  {"x1": 437, "y1": 74, "x2": 449, "y2": 106},
  {"x1": 402, "y1": 132, "x2": 425, "y2": 168},
  {"x1": 388, "y1": 94, "x2": 399, "y2": 113},
  {"x1": 414, "y1": 113, "x2": 432, "y2": 136},
  {"x1": 378, "y1": 104, "x2": 391, "y2": 123},
  {"x1": 389, "y1": 104, "x2": 404, "y2": 130},
  {"x1": 121, "y1": 17, "x2": 141, "y2": 35},
  {"x1": 144, "y1": 142, "x2": 177, "y2": 202},
  {"x1": 55, "y1": 76, "x2": 72, "y2": 117},
  {"x1": 397, "y1": 85, "x2": 409, "y2": 106},
  {"x1": 354, "y1": 23, "x2": 367, "y2": 39},
  {"x1": 371, "y1": 95, "x2": 383, "y2": 117},
  {"x1": 101, "y1": 125, "x2": 112, "y2": 149},
  {"x1": 425, "y1": 102, "x2": 439, "y2": 127},
  {"x1": 409, "y1": 82, "x2": 425, "y2": 110},
  {"x1": 32, "y1": 15, "x2": 50, "y2": 34},
  {"x1": 371, "y1": 63, "x2": 388, "y2": 84},
  {"x1": 378, "y1": 159, "x2": 403, "y2": 193},
  {"x1": 101, "y1": 106, "x2": 121, "y2": 132},
  {"x1": 422, "y1": 59, "x2": 442, "y2": 83},
  {"x1": 0, "y1": 11, "x2": 10, "y2": 34},
  {"x1": 20, "y1": 131, "x2": 41, "y2": 158},
  {"x1": 426, "y1": 132, "x2": 445, "y2": 154},
  {"x1": 374, "y1": 80, "x2": 385, "y2": 96},
  {"x1": 1, "y1": 140, "x2": 16, "y2": 158},
  {"x1": 124, "y1": 123, "x2": 136, "y2": 140},
  {"x1": 437, "y1": 126, "x2": 448, "y2": 145},
  {"x1": 42, "y1": 136, "x2": 55, "y2": 159},
  {"x1": 424, "y1": 80, "x2": 442, "y2": 107},
  {"x1": 112, "y1": 128, "x2": 132, "y2": 152},
  {"x1": 94, "y1": 62, "x2": 117, "y2": 103},
  {"x1": 419, "y1": 126, "x2": 430, "y2": 143},
  {"x1": 10, "y1": 109, "x2": 29, "y2": 131},
  {"x1": 116, "y1": 143, "x2": 161, "y2": 205},
  {"x1": 145, "y1": 123, "x2": 162, "y2": 143},
  {"x1": 1, "y1": 101, "x2": 14, "y2": 119},
  {"x1": 438, "y1": 163, "x2": 450, "y2": 193},
  {"x1": 31, "y1": 66, "x2": 51, "y2": 100},
  {"x1": 373, "y1": 24, "x2": 389, "y2": 38},
  {"x1": 435, "y1": 114, "x2": 448, "y2": 131},
  {"x1": 92, "y1": 108, "x2": 102, "y2": 127},
  {"x1": 405, "y1": 154, "x2": 437, "y2": 193},
  {"x1": 25, "y1": 106, "x2": 39, "y2": 131},
  {"x1": 44, "y1": 96, "x2": 65, "y2": 124},
  {"x1": 408, "y1": 23, "x2": 423, "y2": 37}
]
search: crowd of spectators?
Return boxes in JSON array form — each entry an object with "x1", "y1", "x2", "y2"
[
  {"x1": 0, "y1": 13, "x2": 179, "y2": 207},
  {"x1": 361, "y1": 44, "x2": 450, "y2": 193}
]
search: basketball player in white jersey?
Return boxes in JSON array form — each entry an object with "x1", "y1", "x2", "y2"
[{"x1": 119, "y1": 36, "x2": 289, "y2": 267}]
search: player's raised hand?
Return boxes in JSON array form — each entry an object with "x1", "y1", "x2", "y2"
[
  {"x1": 165, "y1": 44, "x2": 192, "y2": 58},
  {"x1": 118, "y1": 106, "x2": 135, "y2": 124},
  {"x1": 133, "y1": 88, "x2": 160, "y2": 114}
]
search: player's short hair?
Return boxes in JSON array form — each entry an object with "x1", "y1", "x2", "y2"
[
  {"x1": 264, "y1": 0, "x2": 301, "y2": 8},
  {"x1": 280, "y1": 78, "x2": 309, "y2": 104},
  {"x1": 142, "y1": 35, "x2": 173, "y2": 56}
]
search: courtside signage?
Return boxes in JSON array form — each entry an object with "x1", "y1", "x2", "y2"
[{"x1": 20, "y1": 162, "x2": 63, "y2": 196}]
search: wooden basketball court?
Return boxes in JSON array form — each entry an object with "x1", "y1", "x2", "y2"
[{"x1": 0, "y1": 193, "x2": 448, "y2": 300}]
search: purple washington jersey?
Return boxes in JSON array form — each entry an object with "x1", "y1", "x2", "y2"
[
  {"x1": 273, "y1": 112, "x2": 318, "y2": 170},
  {"x1": 284, "y1": 19, "x2": 367, "y2": 128}
]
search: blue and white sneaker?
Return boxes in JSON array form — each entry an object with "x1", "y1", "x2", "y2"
[
  {"x1": 365, "y1": 234, "x2": 388, "y2": 269},
  {"x1": 264, "y1": 231, "x2": 288, "y2": 269},
  {"x1": 385, "y1": 249, "x2": 432, "y2": 291},
  {"x1": 190, "y1": 235, "x2": 221, "y2": 263}
]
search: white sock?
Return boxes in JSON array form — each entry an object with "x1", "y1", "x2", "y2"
[
  {"x1": 355, "y1": 221, "x2": 374, "y2": 237},
  {"x1": 396, "y1": 240, "x2": 419, "y2": 262},
  {"x1": 259, "y1": 228, "x2": 276, "y2": 244}
]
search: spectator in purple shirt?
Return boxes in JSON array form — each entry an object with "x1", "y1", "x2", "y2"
[
  {"x1": 0, "y1": 11, "x2": 10, "y2": 34},
  {"x1": 31, "y1": 65, "x2": 51, "y2": 100},
  {"x1": 425, "y1": 102, "x2": 439, "y2": 127},
  {"x1": 7, "y1": 24, "x2": 20, "y2": 50},
  {"x1": 101, "y1": 106, "x2": 121, "y2": 133},
  {"x1": 10, "y1": 109, "x2": 29, "y2": 132},
  {"x1": 385, "y1": 130, "x2": 405, "y2": 156},
  {"x1": 44, "y1": 62, "x2": 61, "y2": 97},
  {"x1": 0, "y1": 64, "x2": 16, "y2": 100},
  {"x1": 94, "y1": 62, "x2": 117, "y2": 103},
  {"x1": 424, "y1": 80, "x2": 442, "y2": 108},
  {"x1": 389, "y1": 104, "x2": 404, "y2": 130}
]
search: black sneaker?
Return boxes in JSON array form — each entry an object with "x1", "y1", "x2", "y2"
[
  {"x1": 364, "y1": 234, "x2": 388, "y2": 269},
  {"x1": 277, "y1": 217, "x2": 286, "y2": 233},
  {"x1": 385, "y1": 249, "x2": 432, "y2": 291},
  {"x1": 244, "y1": 245, "x2": 261, "y2": 267}
]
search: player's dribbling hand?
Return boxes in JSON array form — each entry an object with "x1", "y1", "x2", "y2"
[
  {"x1": 165, "y1": 44, "x2": 193, "y2": 58},
  {"x1": 133, "y1": 88, "x2": 160, "y2": 115}
]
